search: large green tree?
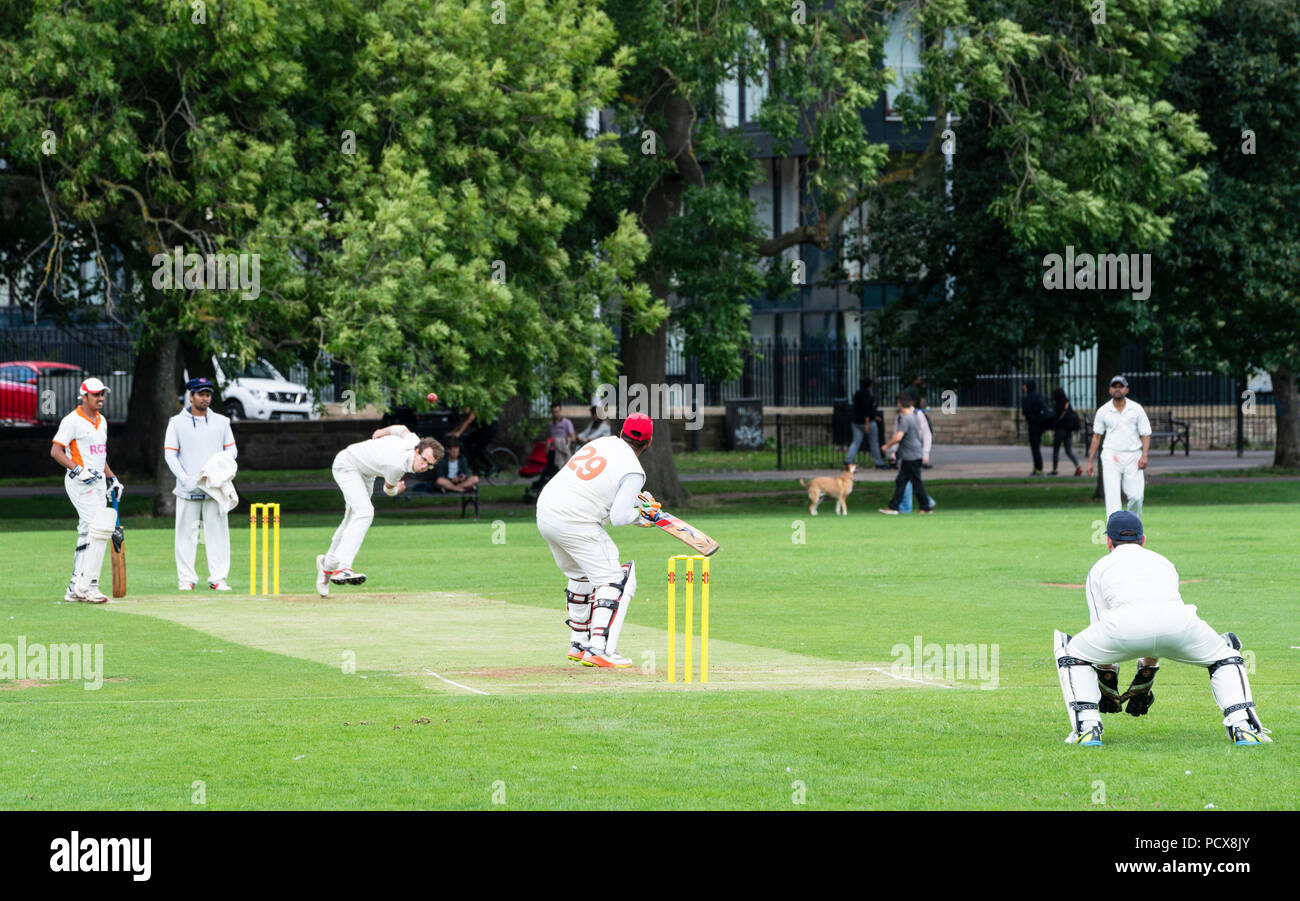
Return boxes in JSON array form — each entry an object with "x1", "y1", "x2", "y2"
[
  {"x1": 0, "y1": 0, "x2": 643, "y2": 508},
  {"x1": 862, "y1": 0, "x2": 1216, "y2": 406},
  {"x1": 1152, "y1": 0, "x2": 1300, "y2": 465}
]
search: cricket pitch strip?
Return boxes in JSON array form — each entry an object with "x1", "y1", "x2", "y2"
[{"x1": 109, "y1": 591, "x2": 958, "y2": 696}]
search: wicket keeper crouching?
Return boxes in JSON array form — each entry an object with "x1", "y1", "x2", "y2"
[
  {"x1": 1055, "y1": 512, "x2": 1271, "y2": 747},
  {"x1": 536, "y1": 413, "x2": 660, "y2": 668}
]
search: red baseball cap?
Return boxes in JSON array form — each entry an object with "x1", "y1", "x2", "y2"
[{"x1": 621, "y1": 413, "x2": 653, "y2": 441}]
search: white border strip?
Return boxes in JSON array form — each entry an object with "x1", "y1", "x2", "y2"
[{"x1": 424, "y1": 669, "x2": 489, "y2": 695}]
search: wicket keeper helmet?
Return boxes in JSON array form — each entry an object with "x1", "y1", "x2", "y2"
[{"x1": 621, "y1": 413, "x2": 653, "y2": 441}]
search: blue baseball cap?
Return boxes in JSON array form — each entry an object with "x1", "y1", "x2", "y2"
[
  {"x1": 185, "y1": 376, "x2": 215, "y2": 394},
  {"x1": 1106, "y1": 511, "x2": 1143, "y2": 542}
]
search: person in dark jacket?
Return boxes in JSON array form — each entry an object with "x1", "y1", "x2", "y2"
[
  {"x1": 1050, "y1": 386, "x2": 1083, "y2": 476},
  {"x1": 1021, "y1": 379, "x2": 1053, "y2": 476},
  {"x1": 846, "y1": 377, "x2": 887, "y2": 468}
]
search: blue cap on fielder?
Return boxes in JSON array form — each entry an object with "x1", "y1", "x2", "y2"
[
  {"x1": 1106, "y1": 511, "x2": 1143, "y2": 542},
  {"x1": 185, "y1": 376, "x2": 215, "y2": 394}
]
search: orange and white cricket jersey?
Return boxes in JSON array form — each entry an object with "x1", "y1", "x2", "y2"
[{"x1": 52, "y1": 407, "x2": 108, "y2": 473}]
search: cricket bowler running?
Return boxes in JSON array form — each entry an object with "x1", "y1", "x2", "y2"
[
  {"x1": 1055, "y1": 511, "x2": 1271, "y2": 747},
  {"x1": 536, "y1": 412, "x2": 662, "y2": 668}
]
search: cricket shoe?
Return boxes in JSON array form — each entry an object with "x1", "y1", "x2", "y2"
[
  {"x1": 74, "y1": 587, "x2": 109, "y2": 605},
  {"x1": 1231, "y1": 725, "x2": 1272, "y2": 746},
  {"x1": 179, "y1": 582, "x2": 196, "y2": 591},
  {"x1": 209, "y1": 580, "x2": 232, "y2": 591},
  {"x1": 330, "y1": 568, "x2": 366, "y2": 585},
  {"x1": 64, "y1": 586, "x2": 78, "y2": 603},
  {"x1": 1065, "y1": 725, "x2": 1103, "y2": 746},
  {"x1": 567, "y1": 642, "x2": 589, "y2": 663},
  {"x1": 580, "y1": 648, "x2": 633, "y2": 668},
  {"x1": 315, "y1": 555, "x2": 330, "y2": 597}
]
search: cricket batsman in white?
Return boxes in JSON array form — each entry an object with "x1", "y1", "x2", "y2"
[
  {"x1": 536, "y1": 412, "x2": 661, "y2": 668},
  {"x1": 1085, "y1": 375, "x2": 1151, "y2": 517},
  {"x1": 49, "y1": 377, "x2": 123, "y2": 603},
  {"x1": 1055, "y1": 511, "x2": 1272, "y2": 747},
  {"x1": 315, "y1": 424, "x2": 444, "y2": 596},
  {"x1": 164, "y1": 377, "x2": 238, "y2": 590}
]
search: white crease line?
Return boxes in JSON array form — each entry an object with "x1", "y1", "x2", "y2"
[
  {"x1": 864, "y1": 666, "x2": 956, "y2": 689},
  {"x1": 423, "y1": 669, "x2": 489, "y2": 696}
]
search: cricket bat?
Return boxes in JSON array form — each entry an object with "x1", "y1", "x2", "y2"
[
  {"x1": 655, "y1": 511, "x2": 720, "y2": 556},
  {"x1": 110, "y1": 496, "x2": 126, "y2": 598}
]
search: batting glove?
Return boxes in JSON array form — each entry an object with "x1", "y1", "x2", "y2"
[
  {"x1": 106, "y1": 476, "x2": 124, "y2": 503},
  {"x1": 78, "y1": 467, "x2": 103, "y2": 485},
  {"x1": 636, "y1": 490, "x2": 662, "y2": 526}
]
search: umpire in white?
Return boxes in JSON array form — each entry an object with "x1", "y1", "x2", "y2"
[
  {"x1": 1055, "y1": 511, "x2": 1271, "y2": 747},
  {"x1": 1085, "y1": 375, "x2": 1151, "y2": 517},
  {"x1": 164, "y1": 377, "x2": 238, "y2": 591}
]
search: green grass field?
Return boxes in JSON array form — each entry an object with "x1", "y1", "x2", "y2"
[{"x1": 2, "y1": 478, "x2": 1296, "y2": 810}]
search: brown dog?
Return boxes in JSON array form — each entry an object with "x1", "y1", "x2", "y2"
[{"x1": 800, "y1": 464, "x2": 857, "y2": 515}]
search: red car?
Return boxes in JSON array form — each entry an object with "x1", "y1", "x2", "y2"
[{"x1": 0, "y1": 361, "x2": 83, "y2": 426}]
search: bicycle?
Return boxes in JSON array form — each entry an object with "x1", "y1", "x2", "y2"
[{"x1": 464, "y1": 442, "x2": 520, "y2": 485}]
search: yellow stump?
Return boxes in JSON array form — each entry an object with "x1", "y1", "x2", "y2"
[
  {"x1": 273, "y1": 506, "x2": 281, "y2": 596},
  {"x1": 701, "y1": 556, "x2": 709, "y2": 684},
  {"x1": 249, "y1": 507, "x2": 256, "y2": 592},
  {"x1": 667, "y1": 558, "x2": 676, "y2": 683}
]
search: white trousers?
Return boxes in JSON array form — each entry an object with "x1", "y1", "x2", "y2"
[
  {"x1": 1101, "y1": 449, "x2": 1144, "y2": 518},
  {"x1": 536, "y1": 516, "x2": 624, "y2": 586},
  {"x1": 64, "y1": 475, "x2": 107, "y2": 593},
  {"x1": 1068, "y1": 604, "x2": 1232, "y2": 667},
  {"x1": 323, "y1": 451, "x2": 374, "y2": 571},
  {"x1": 175, "y1": 495, "x2": 231, "y2": 584}
]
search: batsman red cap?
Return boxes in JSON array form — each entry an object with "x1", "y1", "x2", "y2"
[{"x1": 621, "y1": 413, "x2": 653, "y2": 441}]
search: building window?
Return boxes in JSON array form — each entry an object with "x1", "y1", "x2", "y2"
[{"x1": 884, "y1": 7, "x2": 924, "y2": 120}]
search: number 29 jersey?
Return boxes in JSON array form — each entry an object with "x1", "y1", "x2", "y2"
[{"x1": 536, "y1": 435, "x2": 646, "y2": 524}]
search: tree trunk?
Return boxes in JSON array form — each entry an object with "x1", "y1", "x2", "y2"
[
  {"x1": 617, "y1": 81, "x2": 702, "y2": 508},
  {"x1": 621, "y1": 318, "x2": 684, "y2": 506},
  {"x1": 181, "y1": 335, "x2": 219, "y2": 409},
  {"x1": 126, "y1": 332, "x2": 183, "y2": 516},
  {"x1": 1272, "y1": 367, "x2": 1299, "y2": 468}
]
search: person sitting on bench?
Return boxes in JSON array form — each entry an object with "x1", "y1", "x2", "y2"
[{"x1": 433, "y1": 438, "x2": 480, "y2": 494}]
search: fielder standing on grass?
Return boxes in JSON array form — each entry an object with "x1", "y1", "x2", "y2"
[
  {"x1": 536, "y1": 413, "x2": 661, "y2": 668},
  {"x1": 164, "y1": 377, "x2": 238, "y2": 591},
  {"x1": 1086, "y1": 375, "x2": 1151, "y2": 517},
  {"x1": 1055, "y1": 511, "x2": 1271, "y2": 747},
  {"x1": 316, "y1": 424, "x2": 443, "y2": 596},
  {"x1": 49, "y1": 377, "x2": 123, "y2": 603}
]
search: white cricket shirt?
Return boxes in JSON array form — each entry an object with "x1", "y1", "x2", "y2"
[
  {"x1": 537, "y1": 434, "x2": 645, "y2": 523},
  {"x1": 1093, "y1": 398, "x2": 1152, "y2": 453},
  {"x1": 52, "y1": 407, "x2": 108, "y2": 472},
  {"x1": 165, "y1": 409, "x2": 237, "y2": 498},
  {"x1": 1084, "y1": 544, "x2": 1182, "y2": 621},
  {"x1": 343, "y1": 433, "x2": 419, "y2": 484}
]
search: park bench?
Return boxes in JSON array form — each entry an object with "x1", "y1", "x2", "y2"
[
  {"x1": 374, "y1": 477, "x2": 480, "y2": 520},
  {"x1": 1150, "y1": 411, "x2": 1191, "y2": 455}
]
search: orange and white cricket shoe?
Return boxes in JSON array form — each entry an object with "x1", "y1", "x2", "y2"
[
  {"x1": 567, "y1": 642, "x2": 588, "y2": 663},
  {"x1": 580, "y1": 648, "x2": 633, "y2": 668}
]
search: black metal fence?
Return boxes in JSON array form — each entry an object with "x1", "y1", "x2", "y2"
[
  {"x1": 0, "y1": 329, "x2": 134, "y2": 426},
  {"x1": 775, "y1": 413, "x2": 840, "y2": 469}
]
